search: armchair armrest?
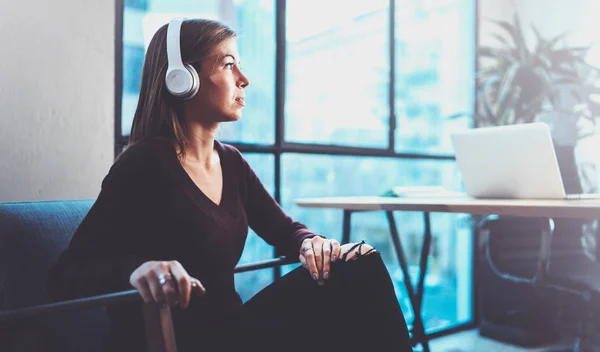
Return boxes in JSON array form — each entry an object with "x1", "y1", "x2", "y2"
[
  {"x1": 233, "y1": 256, "x2": 297, "y2": 273},
  {"x1": 0, "y1": 256, "x2": 296, "y2": 352}
]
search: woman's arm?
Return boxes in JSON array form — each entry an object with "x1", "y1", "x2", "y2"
[
  {"x1": 238, "y1": 151, "x2": 322, "y2": 258},
  {"x1": 47, "y1": 147, "x2": 156, "y2": 300}
]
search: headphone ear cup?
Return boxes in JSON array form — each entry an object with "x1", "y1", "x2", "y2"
[
  {"x1": 183, "y1": 64, "x2": 200, "y2": 99},
  {"x1": 165, "y1": 67, "x2": 193, "y2": 98}
]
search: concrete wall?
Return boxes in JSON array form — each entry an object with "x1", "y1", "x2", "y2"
[{"x1": 0, "y1": 0, "x2": 115, "y2": 201}]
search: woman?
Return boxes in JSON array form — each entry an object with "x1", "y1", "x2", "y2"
[{"x1": 48, "y1": 18, "x2": 413, "y2": 352}]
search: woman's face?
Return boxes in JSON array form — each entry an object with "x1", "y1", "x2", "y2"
[{"x1": 193, "y1": 38, "x2": 250, "y2": 123}]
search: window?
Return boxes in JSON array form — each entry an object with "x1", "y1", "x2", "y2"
[
  {"x1": 285, "y1": 0, "x2": 390, "y2": 148},
  {"x1": 125, "y1": 0, "x2": 148, "y2": 11},
  {"x1": 394, "y1": 0, "x2": 475, "y2": 154},
  {"x1": 122, "y1": 45, "x2": 145, "y2": 94},
  {"x1": 118, "y1": 0, "x2": 476, "y2": 334}
]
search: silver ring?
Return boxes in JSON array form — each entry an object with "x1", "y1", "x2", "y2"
[
  {"x1": 158, "y1": 273, "x2": 171, "y2": 286},
  {"x1": 302, "y1": 246, "x2": 313, "y2": 254}
]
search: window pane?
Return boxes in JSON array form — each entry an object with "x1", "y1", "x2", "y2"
[
  {"x1": 281, "y1": 154, "x2": 472, "y2": 331},
  {"x1": 121, "y1": 0, "x2": 275, "y2": 144},
  {"x1": 395, "y1": 0, "x2": 475, "y2": 153},
  {"x1": 285, "y1": 0, "x2": 390, "y2": 148},
  {"x1": 125, "y1": 0, "x2": 148, "y2": 11},
  {"x1": 234, "y1": 153, "x2": 276, "y2": 302}
]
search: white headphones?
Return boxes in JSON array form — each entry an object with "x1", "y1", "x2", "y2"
[{"x1": 165, "y1": 18, "x2": 200, "y2": 100}]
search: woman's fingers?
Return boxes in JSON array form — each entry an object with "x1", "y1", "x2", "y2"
[
  {"x1": 321, "y1": 241, "x2": 332, "y2": 281},
  {"x1": 330, "y1": 239, "x2": 341, "y2": 263},
  {"x1": 190, "y1": 277, "x2": 207, "y2": 297},
  {"x1": 129, "y1": 260, "x2": 206, "y2": 308},
  {"x1": 169, "y1": 261, "x2": 191, "y2": 308},
  {"x1": 299, "y1": 253, "x2": 307, "y2": 268},
  {"x1": 160, "y1": 273, "x2": 179, "y2": 306},
  {"x1": 312, "y1": 237, "x2": 324, "y2": 281},
  {"x1": 147, "y1": 271, "x2": 168, "y2": 304},
  {"x1": 300, "y1": 238, "x2": 342, "y2": 285},
  {"x1": 301, "y1": 241, "x2": 319, "y2": 281},
  {"x1": 134, "y1": 278, "x2": 153, "y2": 304}
]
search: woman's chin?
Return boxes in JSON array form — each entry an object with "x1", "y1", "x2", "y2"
[{"x1": 223, "y1": 112, "x2": 243, "y2": 122}]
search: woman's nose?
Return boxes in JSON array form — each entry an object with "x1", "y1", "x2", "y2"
[{"x1": 239, "y1": 71, "x2": 250, "y2": 88}]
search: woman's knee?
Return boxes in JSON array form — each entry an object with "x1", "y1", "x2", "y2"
[{"x1": 340, "y1": 241, "x2": 377, "y2": 261}]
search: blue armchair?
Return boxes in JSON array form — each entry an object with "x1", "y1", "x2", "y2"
[{"x1": 0, "y1": 199, "x2": 293, "y2": 352}]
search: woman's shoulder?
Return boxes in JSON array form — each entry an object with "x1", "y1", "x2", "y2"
[
  {"x1": 109, "y1": 138, "x2": 173, "y2": 178},
  {"x1": 117, "y1": 137, "x2": 172, "y2": 160},
  {"x1": 215, "y1": 140, "x2": 240, "y2": 154},
  {"x1": 215, "y1": 141, "x2": 248, "y2": 167}
]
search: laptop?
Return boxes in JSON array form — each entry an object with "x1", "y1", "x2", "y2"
[{"x1": 450, "y1": 122, "x2": 599, "y2": 200}]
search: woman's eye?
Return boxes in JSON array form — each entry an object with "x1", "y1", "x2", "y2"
[{"x1": 225, "y1": 62, "x2": 234, "y2": 69}]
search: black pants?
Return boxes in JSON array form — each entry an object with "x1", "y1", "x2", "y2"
[{"x1": 189, "y1": 252, "x2": 413, "y2": 352}]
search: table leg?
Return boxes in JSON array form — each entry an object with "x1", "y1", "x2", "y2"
[
  {"x1": 386, "y1": 211, "x2": 431, "y2": 352},
  {"x1": 535, "y1": 218, "x2": 555, "y2": 284},
  {"x1": 415, "y1": 213, "x2": 432, "y2": 310},
  {"x1": 342, "y1": 209, "x2": 352, "y2": 245}
]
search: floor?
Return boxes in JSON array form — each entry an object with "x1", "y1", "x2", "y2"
[{"x1": 426, "y1": 329, "x2": 574, "y2": 352}]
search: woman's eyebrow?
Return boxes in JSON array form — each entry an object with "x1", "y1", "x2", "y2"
[
  {"x1": 210, "y1": 53, "x2": 238, "y2": 72},
  {"x1": 222, "y1": 54, "x2": 236, "y2": 61}
]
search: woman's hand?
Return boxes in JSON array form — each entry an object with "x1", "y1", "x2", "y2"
[
  {"x1": 129, "y1": 260, "x2": 206, "y2": 308},
  {"x1": 299, "y1": 237, "x2": 341, "y2": 285}
]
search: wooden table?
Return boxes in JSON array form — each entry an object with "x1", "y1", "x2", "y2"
[
  {"x1": 296, "y1": 196, "x2": 600, "y2": 219},
  {"x1": 295, "y1": 196, "x2": 600, "y2": 351}
]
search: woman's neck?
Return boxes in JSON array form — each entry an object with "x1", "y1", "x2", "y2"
[{"x1": 180, "y1": 121, "x2": 220, "y2": 168}]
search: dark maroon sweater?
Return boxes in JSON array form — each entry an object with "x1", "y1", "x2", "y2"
[{"x1": 47, "y1": 138, "x2": 318, "y2": 340}]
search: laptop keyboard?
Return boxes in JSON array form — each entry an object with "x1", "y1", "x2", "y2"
[{"x1": 565, "y1": 193, "x2": 600, "y2": 200}]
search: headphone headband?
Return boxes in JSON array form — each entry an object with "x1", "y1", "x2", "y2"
[{"x1": 166, "y1": 18, "x2": 185, "y2": 71}]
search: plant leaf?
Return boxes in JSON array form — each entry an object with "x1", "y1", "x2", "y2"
[
  {"x1": 447, "y1": 112, "x2": 473, "y2": 120},
  {"x1": 586, "y1": 100, "x2": 600, "y2": 116},
  {"x1": 479, "y1": 79, "x2": 498, "y2": 125},
  {"x1": 511, "y1": 12, "x2": 529, "y2": 62},
  {"x1": 585, "y1": 85, "x2": 600, "y2": 95},
  {"x1": 531, "y1": 24, "x2": 543, "y2": 44},
  {"x1": 571, "y1": 89, "x2": 583, "y2": 102},
  {"x1": 555, "y1": 77, "x2": 581, "y2": 85},
  {"x1": 495, "y1": 64, "x2": 520, "y2": 109},
  {"x1": 489, "y1": 19, "x2": 521, "y2": 49},
  {"x1": 565, "y1": 46, "x2": 591, "y2": 53},
  {"x1": 496, "y1": 92, "x2": 514, "y2": 125},
  {"x1": 547, "y1": 32, "x2": 568, "y2": 49},
  {"x1": 551, "y1": 65, "x2": 580, "y2": 79},
  {"x1": 492, "y1": 33, "x2": 510, "y2": 47},
  {"x1": 578, "y1": 131, "x2": 597, "y2": 140},
  {"x1": 548, "y1": 48, "x2": 587, "y2": 65},
  {"x1": 535, "y1": 67, "x2": 557, "y2": 107},
  {"x1": 493, "y1": 64, "x2": 520, "y2": 125},
  {"x1": 478, "y1": 46, "x2": 517, "y2": 61}
]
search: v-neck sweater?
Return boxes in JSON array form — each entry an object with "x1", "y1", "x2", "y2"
[{"x1": 48, "y1": 138, "x2": 319, "y2": 321}]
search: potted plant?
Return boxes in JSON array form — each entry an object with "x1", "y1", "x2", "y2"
[{"x1": 475, "y1": 13, "x2": 600, "y2": 142}]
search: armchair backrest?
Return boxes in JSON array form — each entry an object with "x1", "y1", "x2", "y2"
[{"x1": 0, "y1": 199, "x2": 109, "y2": 352}]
